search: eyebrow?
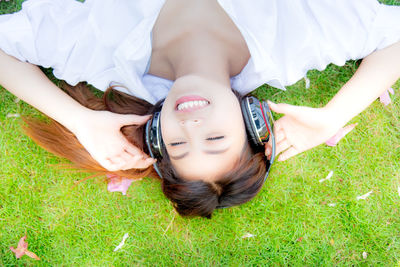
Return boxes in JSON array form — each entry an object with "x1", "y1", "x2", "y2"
[{"x1": 169, "y1": 147, "x2": 230, "y2": 161}]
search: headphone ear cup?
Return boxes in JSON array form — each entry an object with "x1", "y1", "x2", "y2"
[
  {"x1": 144, "y1": 111, "x2": 164, "y2": 178},
  {"x1": 241, "y1": 96, "x2": 263, "y2": 148},
  {"x1": 145, "y1": 111, "x2": 164, "y2": 159}
]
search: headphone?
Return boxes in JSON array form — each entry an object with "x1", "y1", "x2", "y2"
[{"x1": 145, "y1": 95, "x2": 276, "y2": 181}]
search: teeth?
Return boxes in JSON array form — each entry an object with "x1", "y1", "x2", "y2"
[{"x1": 177, "y1": 100, "x2": 208, "y2": 111}]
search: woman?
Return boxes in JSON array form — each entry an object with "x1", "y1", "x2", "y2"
[{"x1": 1, "y1": 0, "x2": 399, "y2": 217}]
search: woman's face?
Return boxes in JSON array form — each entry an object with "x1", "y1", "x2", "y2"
[{"x1": 160, "y1": 75, "x2": 247, "y2": 181}]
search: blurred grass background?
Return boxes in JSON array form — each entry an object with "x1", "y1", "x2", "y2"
[{"x1": 1, "y1": 0, "x2": 400, "y2": 265}]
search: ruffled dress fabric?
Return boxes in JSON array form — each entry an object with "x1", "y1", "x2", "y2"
[{"x1": 0, "y1": 0, "x2": 399, "y2": 104}]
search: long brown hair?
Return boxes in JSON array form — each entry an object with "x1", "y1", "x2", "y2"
[
  {"x1": 23, "y1": 82, "x2": 268, "y2": 218},
  {"x1": 23, "y1": 82, "x2": 157, "y2": 179}
]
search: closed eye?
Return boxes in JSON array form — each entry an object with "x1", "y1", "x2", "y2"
[
  {"x1": 206, "y1": 136, "x2": 225, "y2": 141},
  {"x1": 169, "y1": 141, "x2": 186, "y2": 146}
]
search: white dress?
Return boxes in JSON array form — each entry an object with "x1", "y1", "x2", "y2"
[{"x1": 0, "y1": 0, "x2": 399, "y2": 104}]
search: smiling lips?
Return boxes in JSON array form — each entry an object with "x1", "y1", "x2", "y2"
[{"x1": 175, "y1": 95, "x2": 210, "y2": 112}]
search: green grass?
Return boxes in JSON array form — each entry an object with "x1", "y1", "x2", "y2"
[{"x1": 1, "y1": 1, "x2": 400, "y2": 266}]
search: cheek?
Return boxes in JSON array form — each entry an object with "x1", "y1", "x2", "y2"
[
  {"x1": 213, "y1": 104, "x2": 245, "y2": 132},
  {"x1": 160, "y1": 118, "x2": 176, "y2": 143},
  {"x1": 160, "y1": 98, "x2": 181, "y2": 140},
  {"x1": 160, "y1": 112, "x2": 182, "y2": 145},
  {"x1": 160, "y1": 110, "x2": 172, "y2": 141}
]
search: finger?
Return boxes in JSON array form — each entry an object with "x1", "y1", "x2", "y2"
[
  {"x1": 275, "y1": 139, "x2": 292, "y2": 156},
  {"x1": 122, "y1": 157, "x2": 156, "y2": 170},
  {"x1": 278, "y1": 146, "x2": 299, "y2": 161},
  {"x1": 107, "y1": 155, "x2": 126, "y2": 165},
  {"x1": 119, "y1": 154, "x2": 143, "y2": 170},
  {"x1": 102, "y1": 157, "x2": 126, "y2": 172},
  {"x1": 114, "y1": 131, "x2": 147, "y2": 156},
  {"x1": 124, "y1": 145, "x2": 148, "y2": 159},
  {"x1": 118, "y1": 149, "x2": 138, "y2": 164},
  {"x1": 115, "y1": 153, "x2": 146, "y2": 170},
  {"x1": 117, "y1": 114, "x2": 151, "y2": 127},
  {"x1": 273, "y1": 120, "x2": 284, "y2": 133},
  {"x1": 274, "y1": 129, "x2": 286, "y2": 143},
  {"x1": 264, "y1": 134, "x2": 273, "y2": 158},
  {"x1": 265, "y1": 144, "x2": 271, "y2": 158},
  {"x1": 268, "y1": 101, "x2": 298, "y2": 116}
]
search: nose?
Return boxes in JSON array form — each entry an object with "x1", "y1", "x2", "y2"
[{"x1": 180, "y1": 119, "x2": 203, "y2": 127}]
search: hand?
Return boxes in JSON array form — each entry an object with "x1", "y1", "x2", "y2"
[
  {"x1": 72, "y1": 110, "x2": 156, "y2": 171},
  {"x1": 265, "y1": 101, "x2": 342, "y2": 161}
]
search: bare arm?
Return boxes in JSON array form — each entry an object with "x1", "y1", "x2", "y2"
[
  {"x1": 266, "y1": 41, "x2": 400, "y2": 161},
  {"x1": 0, "y1": 49, "x2": 155, "y2": 171},
  {"x1": 325, "y1": 41, "x2": 400, "y2": 124},
  {"x1": 0, "y1": 49, "x2": 90, "y2": 132}
]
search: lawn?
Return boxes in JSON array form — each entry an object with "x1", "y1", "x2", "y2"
[{"x1": 1, "y1": 0, "x2": 400, "y2": 266}]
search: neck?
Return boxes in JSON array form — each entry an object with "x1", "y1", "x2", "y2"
[{"x1": 170, "y1": 33, "x2": 232, "y2": 88}]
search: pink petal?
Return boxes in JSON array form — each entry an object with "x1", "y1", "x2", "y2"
[
  {"x1": 17, "y1": 236, "x2": 28, "y2": 250},
  {"x1": 379, "y1": 91, "x2": 391, "y2": 106},
  {"x1": 107, "y1": 174, "x2": 133, "y2": 195},
  {"x1": 325, "y1": 123, "x2": 357, "y2": 147},
  {"x1": 10, "y1": 236, "x2": 28, "y2": 259},
  {"x1": 9, "y1": 246, "x2": 25, "y2": 259},
  {"x1": 379, "y1": 87, "x2": 395, "y2": 106}
]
